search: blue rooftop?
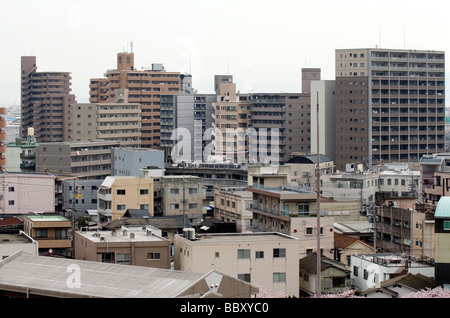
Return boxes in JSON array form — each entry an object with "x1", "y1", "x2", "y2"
[{"x1": 435, "y1": 197, "x2": 450, "y2": 218}]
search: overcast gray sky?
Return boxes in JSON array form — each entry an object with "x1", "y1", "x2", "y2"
[{"x1": 1, "y1": 0, "x2": 448, "y2": 106}]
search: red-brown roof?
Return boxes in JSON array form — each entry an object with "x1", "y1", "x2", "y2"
[
  {"x1": 0, "y1": 217, "x2": 22, "y2": 228},
  {"x1": 334, "y1": 232, "x2": 372, "y2": 250}
]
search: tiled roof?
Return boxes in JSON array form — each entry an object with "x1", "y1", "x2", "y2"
[
  {"x1": 0, "y1": 251, "x2": 258, "y2": 298},
  {"x1": 334, "y1": 232, "x2": 372, "y2": 250},
  {"x1": 360, "y1": 273, "x2": 435, "y2": 296},
  {"x1": 0, "y1": 217, "x2": 22, "y2": 228}
]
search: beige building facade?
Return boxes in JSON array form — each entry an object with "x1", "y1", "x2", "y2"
[
  {"x1": 73, "y1": 89, "x2": 141, "y2": 147},
  {"x1": 174, "y1": 232, "x2": 300, "y2": 297},
  {"x1": 213, "y1": 186, "x2": 253, "y2": 232},
  {"x1": 153, "y1": 176, "x2": 204, "y2": 225},
  {"x1": 97, "y1": 176, "x2": 154, "y2": 221},
  {"x1": 74, "y1": 226, "x2": 171, "y2": 269},
  {"x1": 89, "y1": 52, "x2": 180, "y2": 148}
]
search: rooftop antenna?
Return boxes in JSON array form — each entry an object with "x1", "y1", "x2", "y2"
[
  {"x1": 403, "y1": 25, "x2": 406, "y2": 49},
  {"x1": 378, "y1": 23, "x2": 381, "y2": 48},
  {"x1": 130, "y1": 41, "x2": 133, "y2": 53}
]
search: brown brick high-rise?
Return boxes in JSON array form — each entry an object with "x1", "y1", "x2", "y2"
[
  {"x1": 335, "y1": 48, "x2": 445, "y2": 171},
  {"x1": 89, "y1": 52, "x2": 180, "y2": 148},
  {"x1": 21, "y1": 56, "x2": 76, "y2": 142}
]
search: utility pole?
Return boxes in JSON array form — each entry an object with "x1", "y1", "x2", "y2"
[
  {"x1": 182, "y1": 175, "x2": 187, "y2": 229},
  {"x1": 315, "y1": 91, "x2": 321, "y2": 297}
]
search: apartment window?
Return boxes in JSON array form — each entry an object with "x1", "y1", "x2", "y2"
[
  {"x1": 306, "y1": 227, "x2": 314, "y2": 235},
  {"x1": 238, "y1": 273, "x2": 251, "y2": 283},
  {"x1": 117, "y1": 205, "x2": 126, "y2": 211},
  {"x1": 116, "y1": 253, "x2": 131, "y2": 265},
  {"x1": 147, "y1": 252, "x2": 160, "y2": 260},
  {"x1": 353, "y1": 266, "x2": 359, "y2": 277},
  {"x1": 100, "y1": 252, "x2": 114, "y2": 263},
  {"x1": 298, "y1": 203, "x2": 309, "y2": 214},
  {"x1": 237, "y1": 249, "x2": 250, "y2": 259},
  {"x1": 273, "y1": 248, "x2": 286, "y2": 258},
  {"x1": 8, "y1": 200, "x2": 14, "y2": 206},
  {"x1": 363, "y1": 269, "x2": 369, "y2": 280},
  {"x1": 215, "y1": 252, "x2": 220, "y2": 258},
  {"x1": 140, "y1": 204, "x2": 149, "y2": 210},
  {"x1": 256, "y1": 251, "x2": 264, "y2": 259},
  {"x1": 117, "y1": 189, "x2": 126, "y2": 195},
  {"x1": 8, "y1": 187, "x2": 14, "y2": 192},
  {"x1": 189, "y1": 203, "x2": 197, "y2": 209},
  {"x1": 170, "y1": 204, "x2": 179, "y2": 209},
  {"x1": 188, "y1": 188, "x2": 197, "y2": 194},
  {"x1": 273, "y1": 272, "x2": 286, "y2": 283},
  {"x1": 170, "y1": 189, "x2": 179, "y2": 195},
  {"x1": 55, "y1": 229, "x2": 67, "y2": 239},
  {"x1": 444, "y1": 221, "x2": 450, "y2": 230},
  {"x1": 35, "y1": 229, "x2": 47, "y2": 238}
]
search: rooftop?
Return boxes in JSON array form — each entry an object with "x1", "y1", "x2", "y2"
[
  {"x1": 435, "y1": 196, "x2": 450, "y2": 218},
  {"x1": 77, "y1": 226, "x2": 167, "y2": 243},
  {"x1": 0, "y1": 251, "x2": 257, "y2": 298},
  {"x1": 180, "y1": 231, "x2": 298, "y2": 244},
  {"x1": 25, "y1": 215, "x2": 69, "y2": 222}
]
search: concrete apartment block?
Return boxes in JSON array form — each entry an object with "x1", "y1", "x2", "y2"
[{"x1": 174, "y1": 231, "x2": 300, "y2": 297}]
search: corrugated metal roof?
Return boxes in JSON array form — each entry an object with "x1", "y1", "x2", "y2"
[
  {"x1": 435, "y1": 197, "x2": 450, "y2": 218},
  {"x1": 0, "y1": 251, "x2": 210, "y2": 298}
]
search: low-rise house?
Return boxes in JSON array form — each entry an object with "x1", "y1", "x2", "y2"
[
  {"x1": 0, "y1": 251, "x2": 259, "y2": 298},
  {"x1": 299, "y1": 252, "x2": 351, "y2": 296},
  {"x1": 334, "y1": 220, "x2": 374, "y2": 244},
  {"x1": 350, "y1": 253, "x2": 435, "y2": 291},
  {"x1": 22, "y1": 215, "x2": 72, "y2": 257},
  {"x1": 174, "y1": 231, "x2": 299, "y2": 297},
  {"x1": 359, "y1": 273, "x2": 435, "y2": 298},
  {"x1": 75, "y1": 225, "x2": 171, "y2": 269},
  {"x1": 333, "y1": 232, "x2": 373, "y2": 268}
]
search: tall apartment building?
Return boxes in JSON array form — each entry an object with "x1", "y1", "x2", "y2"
[
  {"x1": 0, "y1": 107, "x2": 6, "y2": 171},
  {"x1": 213, "y1": 79, "x2": 252, "y2": 163},
  {"x1": 21, "y1": 56, "x2": 76, "y2": 142},
  {"x1": 335, "y1": 48, "x2": 445, "y2": 171},
  {"x1": 73, "y1": 89, "x2": 141, "y2": 146},
  {"x1": 89, "y1": 52, "x2": 180, "y2": 148},
  {"x1": 160, "y1": 92, "x2": 215, "y2": 163},
  {"x1": 212, "y1": 70, "x2": 318, "y2": 164}
]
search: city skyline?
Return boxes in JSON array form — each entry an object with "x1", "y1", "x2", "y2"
[{"x1": 1, "y1": 0, "x2": 449, "y2": 106}]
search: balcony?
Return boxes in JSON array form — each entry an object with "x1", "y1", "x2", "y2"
[{"x1": 247, "y1": 202, "x2": 320, "y2": 219}]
